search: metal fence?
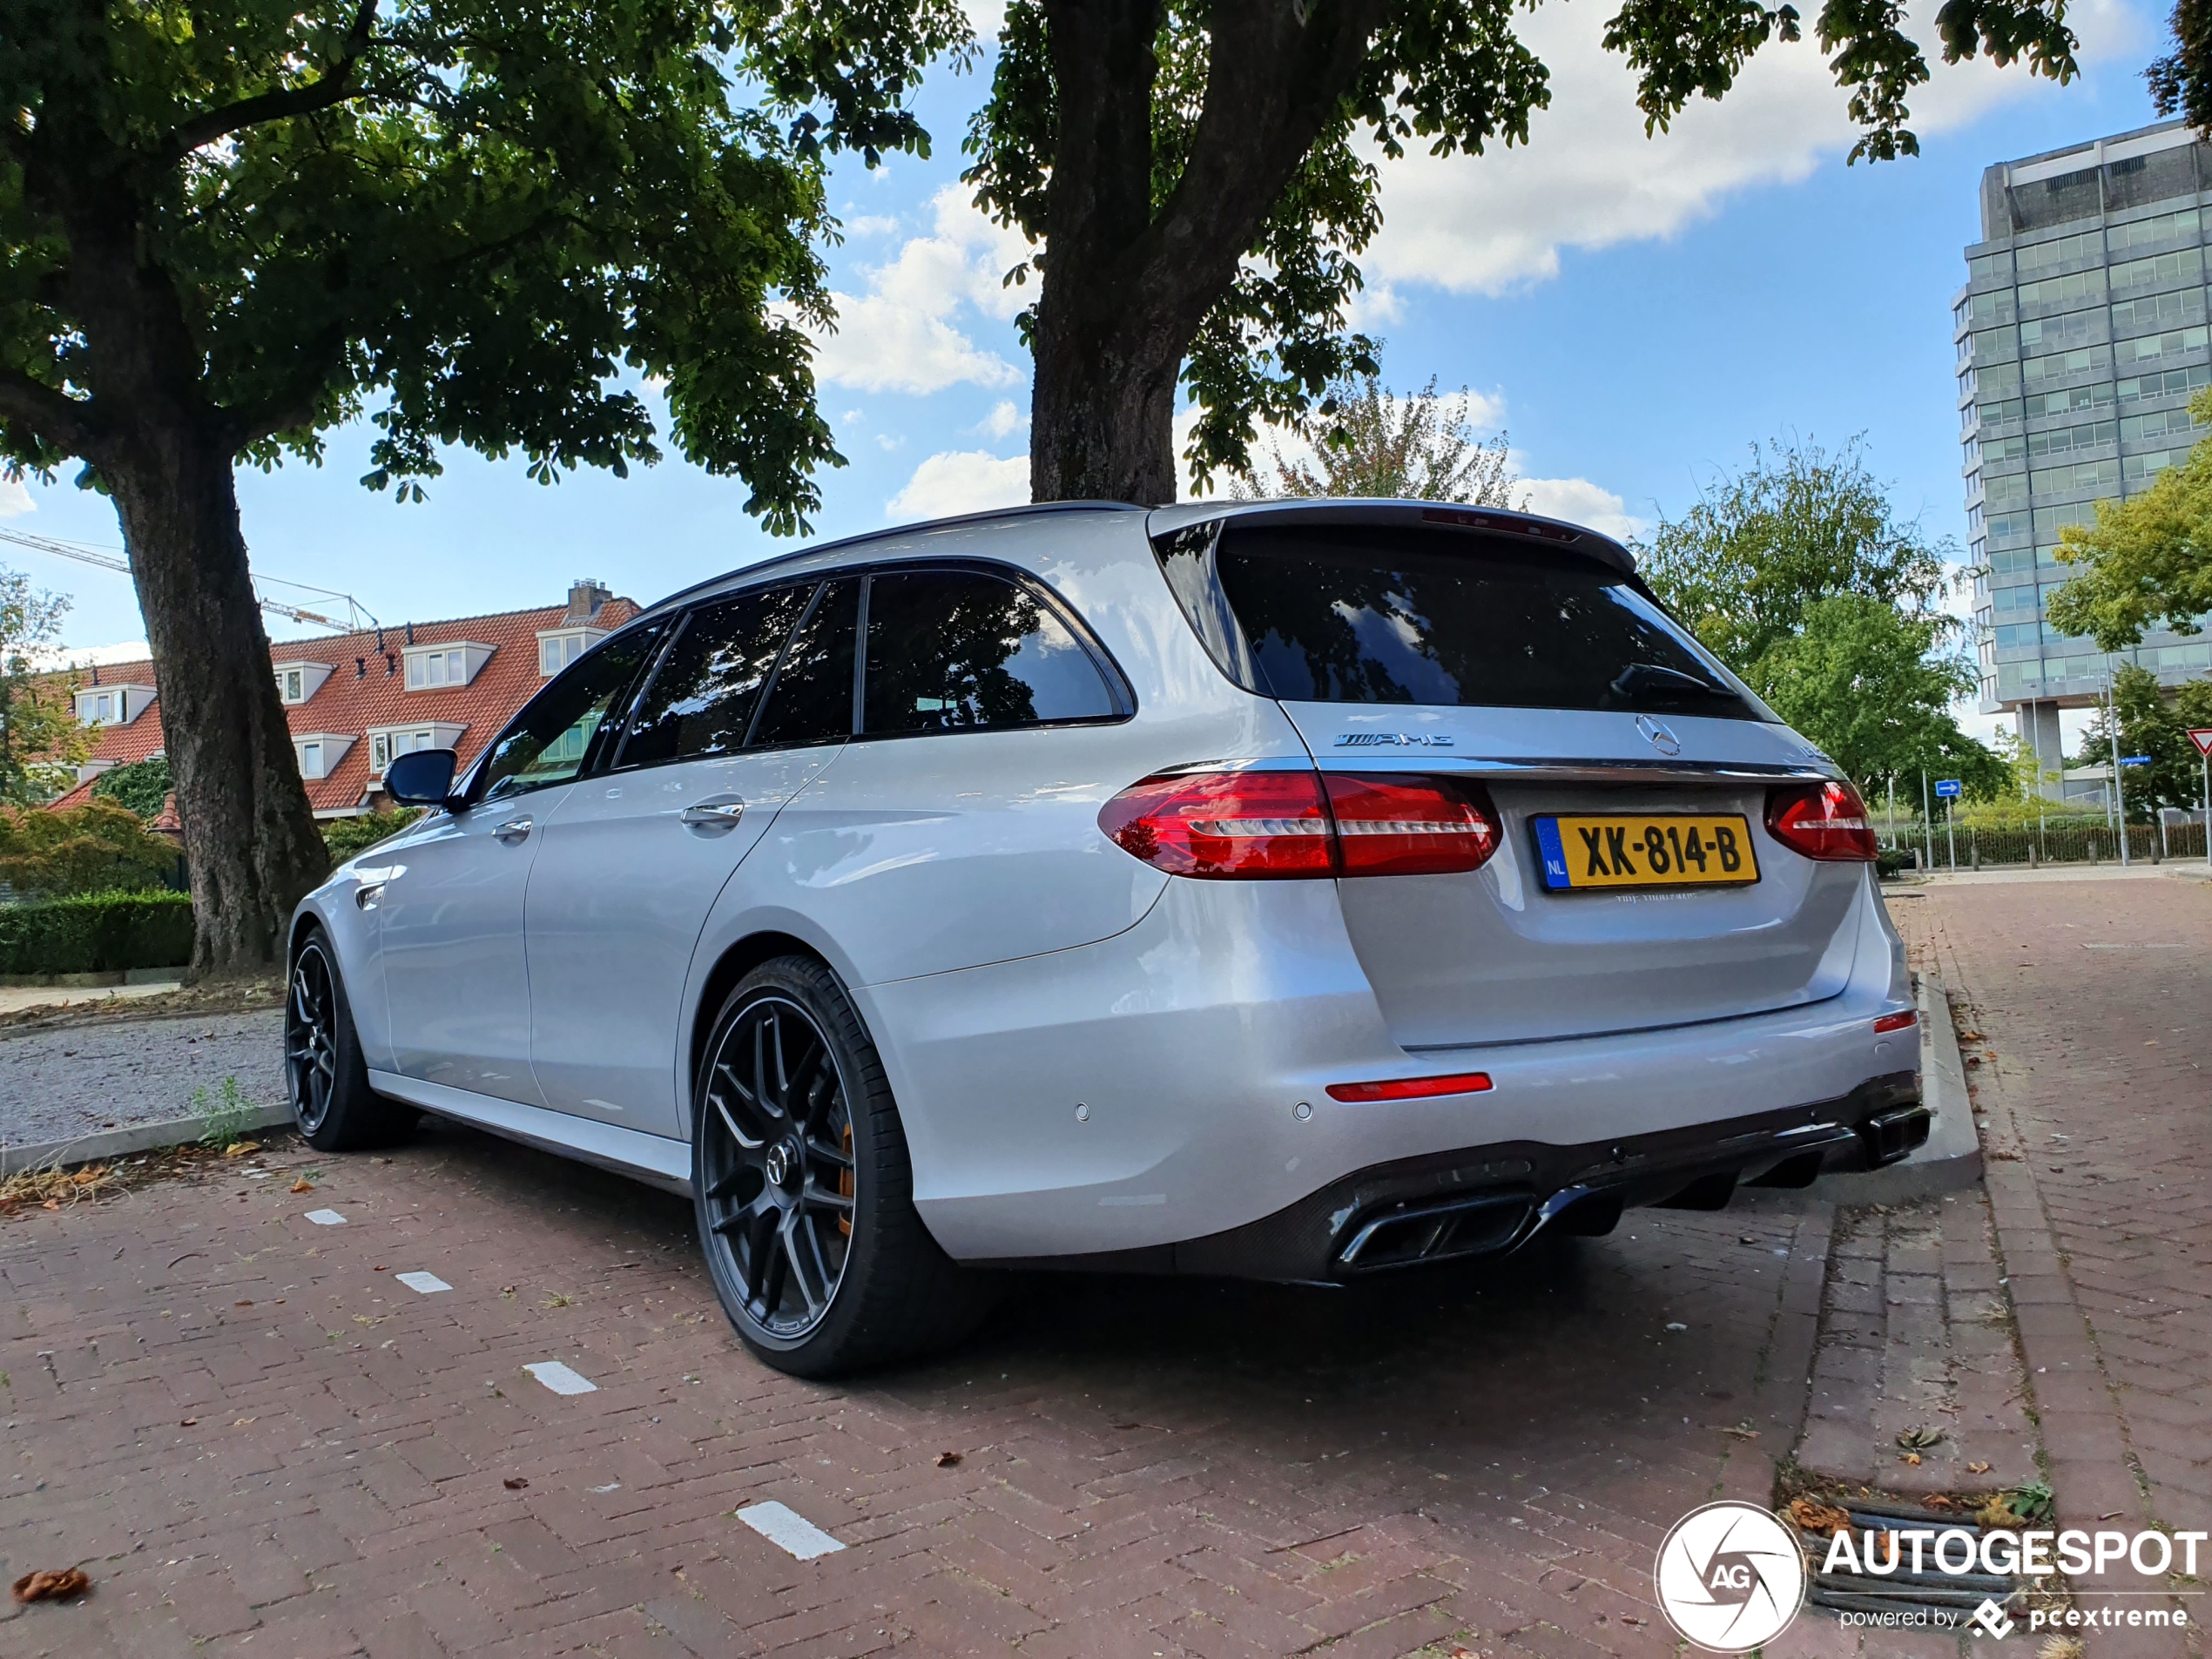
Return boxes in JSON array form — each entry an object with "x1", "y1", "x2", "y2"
[{"x1": 1883, "y1": 819, "x2": 2211, "y2": 869}]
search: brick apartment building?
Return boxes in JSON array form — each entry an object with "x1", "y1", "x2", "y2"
[{"x1": 45, "y1": 579, "x2": 638, "y2": 819}]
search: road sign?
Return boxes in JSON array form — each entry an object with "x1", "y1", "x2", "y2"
[
  {"x1": 1934, "y1": 779, "x2": 1962, "y2": 798},
  {"x1": 2121, "y1": 754, "x2": 2154, "y2": 766},
  {"x1": 2192, "y1": 728, "x2": 2212, "y2": 758}
]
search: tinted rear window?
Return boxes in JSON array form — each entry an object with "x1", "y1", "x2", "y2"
[{"x1": 1207, "y1": 526, "x2": 1758, "y2": 718}]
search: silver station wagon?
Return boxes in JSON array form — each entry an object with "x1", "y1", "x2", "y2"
[{"x1": 287, "y1": 500, "x2": 1926, "y2": 1375}]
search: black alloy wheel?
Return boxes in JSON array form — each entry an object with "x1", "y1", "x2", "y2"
[
  {"x1": 287, "y1": 941, "x2": 341, "y2": 1136},
  {"x1": 698, "y1": 994, "x2": 857, "y2": 1340}
]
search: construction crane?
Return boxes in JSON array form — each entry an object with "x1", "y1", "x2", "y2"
[{"x1": 0, "y1": 525, "x2": 377, "y2": 633}]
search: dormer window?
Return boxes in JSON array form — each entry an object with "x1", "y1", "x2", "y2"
[
  {"x1": 536, "y1": 628, "x2": 606, "y2": 676},
  {"x1": 73, "y1": 684, "x2": 155, "y2": 725},
  {"x1": 403, "y1": 642, "x2": 493, "y2": 690},
  {"x1": 276, "y1": 662, "x2": 334, "y2": 705},
  {"x1": 293, "y1": 733, "x2": 354, "y2": 780},
  {"x1": 368, "y1": 722, "x2": 467, "y2": 776}
]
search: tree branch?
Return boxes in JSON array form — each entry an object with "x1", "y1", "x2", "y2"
[
  {"x1": 162, "y1": 0, "x2": 381, "y2": 158},
  {"x1": 0, "y1": 369, "x2": 99, "y2": 458}
]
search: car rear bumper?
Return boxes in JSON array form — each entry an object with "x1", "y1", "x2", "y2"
[
  {"x1": 969, "y1": 1072, "x2": 1925, "y2": 1282},
  {"x1": 857, "y1": 865, "x2": 1918, "y2": 1266}
]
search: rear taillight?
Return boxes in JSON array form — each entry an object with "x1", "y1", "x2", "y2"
[
  {"x1": 1326, "y1": 1070, "x2": 1494, "y2": 1103},
  {"x1": 1324, "y1": 773, "x2": 1501, "y2": 875},
  {"x1": 1765, "y1": 780, "x2": 1878, "y2": 862},
  {"x1": 1099, "y1": 771, "x2": 1502, "y2": 880}
]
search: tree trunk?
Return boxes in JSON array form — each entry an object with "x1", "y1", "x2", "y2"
[
  {"x1": 106, "y1": 426, "x2": 328, "y2": 980},
  {"x1": 1027, "y1": 0, "x2": 1388, "y2": 505}
]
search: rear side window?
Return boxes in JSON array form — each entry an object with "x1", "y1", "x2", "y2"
[
  {"x1": 863, "y1": 569, "x2": 1118, "y2": 735},
  {"x1": 1206, "y1": 525, "x2": 1759, "y2": 718},
  {"x1": 752, "y1": 577, "x2": 860, "y2": 747},
  {"x1": 619, "y1": 584, "x2": 813, "y2": 766}
]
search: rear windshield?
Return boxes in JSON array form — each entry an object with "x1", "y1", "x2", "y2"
[{"x1": 1198, "y1": 524, "x2": 1761, "y2": 718}]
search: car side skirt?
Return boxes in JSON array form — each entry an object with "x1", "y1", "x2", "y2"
[{"x1": 368, "y1": 1069, "x2": 694, "y2": 1197}]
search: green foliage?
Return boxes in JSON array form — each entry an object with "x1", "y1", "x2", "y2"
[
  {"x1": 963, "y1": 0, "x2": 2075, "y2": 489},
  {"x1": 322, "y1": 807, "x2": 423, "y2": 861},
  {"x1": 0, "y1": 568, "x2": 85, "y2": 805},
  {"x1": 0, "y1": 798, "x2": 179, "y2": 898},
  {"x1": 2047, "y1": 388, "x2": 2212, "y2": 649},
  {"x1": 1749, "y1": 594, "x2": 2010, "y2": 798},
  {"x1": 1233, "y1": 376, "x2": 1519, "y2": 504},
  {"x1": 0, "y1": 0, "x2": 970, "y2": 531},
  {"x1": 0, "y1": 889, "x2": 194, "y2": 974},
  {"x1": 90, "y1": 755, "x2": 173, "y2": 820},
  {"x1": 193, "y1": 1076, "x2": 259, "y2": 1146},
  {"x1": 1636, "y1": 436, "x2": 1956, "y2": 673},
  {"x1": 2076, "y1": 665, "x2": 2212, "y2": 817}
]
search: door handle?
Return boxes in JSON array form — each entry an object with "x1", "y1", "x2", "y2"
[
  {"x1": 495, "y1": 816, "x2": 534, "y2": 845},
  {"x1": 680, "y1": 797, "x2": 745, "y2": 831}
]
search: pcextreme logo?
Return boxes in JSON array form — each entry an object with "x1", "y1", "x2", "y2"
[{"x1": 1653, "y1": 1501, "x2": 1805, "y2": 1653}]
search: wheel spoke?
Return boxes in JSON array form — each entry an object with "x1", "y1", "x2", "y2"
[
  {"x1": 711, "y1": 1092, "x2": 762, "y2": 1152},
  {"x1": 782, "y1": 1214, "x2": 826, "y2": 1318},
  {"x1": 799, "y1": 1179, "x2": 852, "y2": 1217},
  {"x1": 804, "y1": 1134, "x2": 853, "y2": 1170}
]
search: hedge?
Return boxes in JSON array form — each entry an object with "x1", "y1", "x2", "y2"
[{"x1": 0, "y1": 890, "x2": 195, "y2": 975}]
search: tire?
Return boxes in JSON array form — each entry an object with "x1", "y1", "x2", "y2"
[
  {"x1": 691, "y1": 954, "x2": 991, "y2": 1378},
  {"x1": 287, "y1": 930, "x2": 415, "y2": 1151}
]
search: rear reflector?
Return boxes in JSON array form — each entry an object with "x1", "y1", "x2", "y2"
[
  {"x1": 1100, "y1": 770, "x2": 1501, "y2": 880},
  {"x1": 1765, "y1": 780, "x2": 1879, "y2": 862},
  {"x1": 1326, "y1": 1071, "x2": 1494, "y2": 1103},
  {"x1": 1873, "y1": 1010, "x2": 1919, "y2": 1034}
]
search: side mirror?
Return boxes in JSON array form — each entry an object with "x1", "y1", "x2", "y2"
[{"x1": 384, "y1": 748, "x2": 459, "y2": 807}]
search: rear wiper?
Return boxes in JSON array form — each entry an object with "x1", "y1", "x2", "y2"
[{"x1": 1610, "y1": 662, "x2": 1737, "y2": 702}]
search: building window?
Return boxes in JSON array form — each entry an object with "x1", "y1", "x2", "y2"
[
  {"x1": 279, "y1": 667, "x2": 306, "y2": 703},
  {"x1": 302, "y1": 741, "x2": 323, "y2": 779},
  {"x1": 408, "y1": 648, "x2": 467, "y2": 689},
  {"x1": 541, "y1": 633, "x2": 587, "y2": 675}
]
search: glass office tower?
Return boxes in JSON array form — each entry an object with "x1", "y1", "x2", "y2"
[{"x1": 1959, "y1": 118, "x2": 2212, "y2": 792}]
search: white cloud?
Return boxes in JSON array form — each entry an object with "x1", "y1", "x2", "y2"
[
  {"x1": 0, "y1": 476, "x2": 33, "y2": 518},
  {"x1": 1516, "y1": 476, "x2": 1647, "y2": 542},
  {"x1": 1366, "y1": 0, "x2": 2139, "y2": 295},
  {"x1": 888, "y1": 450, "x2": 1030, "y2": 520},
  {"x1": 27, "y1": 638, "x2": 151, "y2": 671},
  {"x1": 842, "y1": 214, "x2": 903, "y2": 238},
  {"x1": 811, "y1": 185, "x2": 1034, "y2": 395},
  {"x1": 976, "y1": 400, "x2": 1028, "y2": 440}
]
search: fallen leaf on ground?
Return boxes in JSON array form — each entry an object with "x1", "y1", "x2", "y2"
[
  {"x1": 1784, "y1": 1497, "x2": 1851, "y2": 1535},
  {"x1": 232, "y1": 1417, "x2": 255, "y2": 1427},
  {"x1": 233, "y1": 1300, "x2": 253, "y2": 1308},
  {"x1": 179, "y1": 1418, "x2": 197, "y2": 1427},
  {"x1": 223, "y1": 1143, "x2": 260, "y2": 1158},
  {"x1": 934, "y1": 1451, "x2": 963, "y2": 1467},
  {"x1": 1716, "y1": 1425, "x2": 1759, "y2": 1440},
  {"x1": 503, "y1": 1477, "x2": 529, "y2": 1490},
  {"x1": 1926, "y1": 1495, "x2": 1955, "y2": 1509},
  {"x1": 1896, "y1": 1425, "x2": 1945, "y2": 1450},
  {"x1": 290, "y1": 1179, "x2": 314, "y2": 1193},
  {"x1": 1901, "y1": 1453, "x2": 1922, "y2": 1466},
  {"x1": 1978, "y1": 1499, "x2": 2022, "y2": 1528},
  {"x1": 1968, "y1": 1460, "x2": 1993, "y2": 1475},
  {"x1": 12, "y1": 1568, "x2": 90, "y2": 1603},
  {"x1": 2040, "y1": 1638, "x2": 2086, "y2": 1659}
]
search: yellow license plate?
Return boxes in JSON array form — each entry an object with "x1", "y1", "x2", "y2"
[{"x1": 1534, "y1": 814, "x2": 1759, "y2": 890}]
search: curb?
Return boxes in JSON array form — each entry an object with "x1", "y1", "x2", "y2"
[
  {"x1": 1808, "y1": 972, "x2": 1982, "y2": 1206},
  {"x1": 1, "y1": 1103, "x2": 293, "y2": 1177},
  {"x1": 0, "y1": 968, "x2": 186, "y2": 989}
]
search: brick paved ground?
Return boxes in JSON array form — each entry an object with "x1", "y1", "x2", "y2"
[
  {"x1": 1894, "y1": 873, "x2": 2212, "y2": 1658},
  {"x1": 1796, "y1": 1193, "x2": 2040, "y2": 1496},
  {"x1": 2, "y1": 1114, "x2": 1838, "y2": 1659}
]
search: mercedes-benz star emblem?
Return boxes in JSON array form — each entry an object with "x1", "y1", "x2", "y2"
[
  {"x1": 1636, "y1": 714, "x2": 1683, "y2": 756},
  {"x1": 1653, "y1": 1501, "x2": 1804, "y2": 1653},
  {"x1": 765, "y1": 1143, "x2": 792, "y2": 1187}
]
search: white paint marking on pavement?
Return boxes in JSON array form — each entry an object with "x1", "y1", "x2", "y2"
[
  {"x1": 395, "y1": 1271, "x2": 451, "y2": 1295},
  {"x1": 737, "y1": 1501, "x2": 846, "y2": 1560},
  {"x1": 304, "y1": 1209, "x2": 347, "y2": 1226},
  {"x1": 523, "y1": 1360, "x2": 597, "y2": 1396}
]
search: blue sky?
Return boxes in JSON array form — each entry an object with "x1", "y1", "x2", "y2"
[{"x1": 0, "y1": 0, "x2": 2168, "y2": 745}]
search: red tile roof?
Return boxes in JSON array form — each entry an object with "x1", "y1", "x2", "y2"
[{"x1": 41, "y1": 588, "x2": 639, "y2": 817}]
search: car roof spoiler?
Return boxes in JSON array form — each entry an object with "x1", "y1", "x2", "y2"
[{"x1": 1144, "y1": 499, "x2": 1639, "y2": 580}]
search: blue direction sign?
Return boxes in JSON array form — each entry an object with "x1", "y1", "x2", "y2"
[
  {"x1": 2121, "y1": 755, "x2": 2154, "y2": 766},
  {"x1": 1934, "y1": 779, "x2": 1962, "y2": 798}
]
